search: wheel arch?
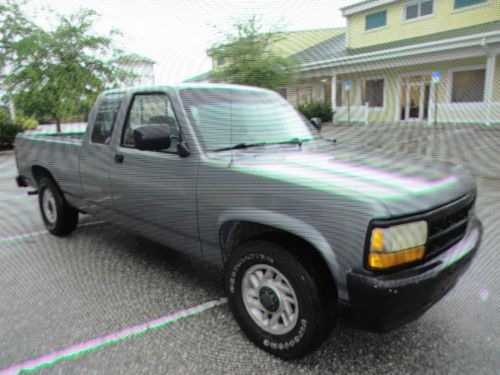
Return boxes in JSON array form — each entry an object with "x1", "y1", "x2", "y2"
[
  {"x1": 31, "y1": 165, "x2": 66, "y2": 199},
  {"x1": 218, "y1": 209, "x2": 342, "y2": 298},
  {"x1": 31, "y1": 165, "x2": 56, "y2": 186}
]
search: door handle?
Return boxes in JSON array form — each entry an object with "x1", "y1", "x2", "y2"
[{"x1": 114, "y1": 154, "x2": 124, "y2": 163}]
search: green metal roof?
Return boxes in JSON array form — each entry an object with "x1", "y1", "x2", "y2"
[
  {"x1": 292, "y1": 32, "x2": 347, "y2": 64},
  {"x1": 268, "y1": 28, "x2": 345, "y2": 57},
  {"x1": 185, "y1": 20, "x2": 500, "y2": 81},
  {"x1": 183, "y1": 71, "x2": 210, "y2": 83},
  {"x1": 184, "y1": 28, "x2": 344, "y2": 82}
]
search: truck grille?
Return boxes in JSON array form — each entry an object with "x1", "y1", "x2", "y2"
[{"x1": 425, "y1": 194, "x2": 475, "y2": 258}]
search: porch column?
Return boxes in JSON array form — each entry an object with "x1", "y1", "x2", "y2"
[
  {"x1": 484, "y1": 52, "x2": 497, "y2": 126},
  {"x1": 331, "y1": 73, "x2": 337, "y2": 123}
]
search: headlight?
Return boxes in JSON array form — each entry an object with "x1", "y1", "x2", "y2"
[{"x1": 368, "y1": 220, "x2": 428, "y2": 269}]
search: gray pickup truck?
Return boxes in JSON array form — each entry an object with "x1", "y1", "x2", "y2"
[{"x1": 15, "y1": 84, "x2": 482, "y2": 358}]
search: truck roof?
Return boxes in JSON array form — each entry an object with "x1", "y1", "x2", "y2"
[{"x1": 104, "y1": 83, "x2": 272, "y2": 96}]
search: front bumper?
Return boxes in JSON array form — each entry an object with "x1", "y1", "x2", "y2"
[{"x1": 346, "y1": 217, "x2": 482, "y2": 331}]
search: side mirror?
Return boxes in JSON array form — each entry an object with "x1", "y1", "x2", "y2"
[
  {"x1": 177, "y1": 141, "x2": 191, "y2": 158},
  {"x1": 310, "y1": 117, "x2": 322, "y2": 131},
  {"x1": 133, "y1": 124, "x2": 171, "y2": 151}
]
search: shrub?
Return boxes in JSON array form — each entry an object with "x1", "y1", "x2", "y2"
[
  {"x1": 0, "y1": 111, "x2": 24, "y2": 147},
  {"x1": 297, "y1": 101, "x2": 333, "y2": 123},
  {"x1": 17, "y1": 114, "x2": 38, "y2": 130}
]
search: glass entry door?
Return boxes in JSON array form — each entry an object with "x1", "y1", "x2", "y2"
[{"x1": 400, "y1": 75, "x2": 431, "y2": 121}]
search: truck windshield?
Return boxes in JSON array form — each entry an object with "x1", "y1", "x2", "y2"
[{"x1": 179, "y1": 88, "x2": 319, "y2": 151}]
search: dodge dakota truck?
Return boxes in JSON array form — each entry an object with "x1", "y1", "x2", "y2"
[{"x1": 15, "y1": 84, "x2": 482, "y2": 358}]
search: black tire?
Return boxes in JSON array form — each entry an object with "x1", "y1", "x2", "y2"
[
  {"x1": 225, "y1": 239, "x2": 337, "y2": 359},
  {"x1": 38, "y1": 177, "x2": 78, "y2": 236}
]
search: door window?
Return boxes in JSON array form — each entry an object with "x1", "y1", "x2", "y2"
[
  {"x1": 122, "y1": 93, "x2": 181, "y2": 152},
  {"x1": 91, "y1": 92, "x2": 125, "y2": 144}
]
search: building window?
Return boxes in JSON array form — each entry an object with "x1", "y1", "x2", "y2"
[
  {"x1": 361, "y1": 79, "x2": 384, "y2": 108},
  {"x1": 299, "y1": 86, "x2": 313, "y2": 105},
  {"x1": 454, "y1": 0, "x2": 487, "y2": 9},
  {"x1": 336, "y1": 80, "x2": 343, "y2": 107},
  {"x1": 404, "y1": 0, "x2": 434, "y2": 20},
  {"x1": 217, "y1": 57, "x2": 225, "y2": 67},
  {"x1": 451, "y1": 69, "x2": 485, "y2": 103},
  {"x1": 365, "y1": 10, "x2": 387, "y2": 30}
]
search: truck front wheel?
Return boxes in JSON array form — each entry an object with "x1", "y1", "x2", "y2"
[
  {"x1": 225, "y1": 239, "x2": 336, "y2": 359},
  {"x1": 38, "y1": 177, "x2": 78, "y2": 236}
]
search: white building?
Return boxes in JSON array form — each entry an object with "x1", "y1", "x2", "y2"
[{"x1": 117, "y1": 53, "x2": 156, "y2": 87}]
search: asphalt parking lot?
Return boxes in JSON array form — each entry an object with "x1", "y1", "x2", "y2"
[{"x1": 0, "y1": 137, "x2": 499, "y2": 374}]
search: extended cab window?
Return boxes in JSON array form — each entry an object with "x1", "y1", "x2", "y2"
[
  {"x1": 91, "y1": 93, "x2": 124, "y2": 144},
  {"x1": 122, "y1": 93, "x2": 180, "y2": 152}
]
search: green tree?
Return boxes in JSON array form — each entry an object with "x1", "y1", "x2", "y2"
[
  {"x1": 0, "y1": 0, "x2": 34, "y2": 69},
  {"x1": 4, "y1": 8, "x2": 131, "y2": 132},
  {"x1": 208, "y1": 16, "x2": 297, "y2": 91}
]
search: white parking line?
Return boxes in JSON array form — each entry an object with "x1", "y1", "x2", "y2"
[{"x1": 0, "y1": 298, "x2": 228, "y2": 374}]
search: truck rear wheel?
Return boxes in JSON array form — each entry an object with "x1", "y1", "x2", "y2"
[
  {"x1": 38, "y1": 177, "x2": 78, "y2": 236},
  {"x1": 225, "y1": 239, "x2": 336, "y2": 359}
]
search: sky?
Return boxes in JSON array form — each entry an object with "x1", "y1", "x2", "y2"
[{"x1": 27, "y1": 0, "x2": 359, "y2": 84}]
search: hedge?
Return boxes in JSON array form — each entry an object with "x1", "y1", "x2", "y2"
[
  {"x1": 0, "y1": 116, "x2": 24, "y2": 147},
  {"x1": 297, "y1": 101, "x2": 333, "y2": 123}
]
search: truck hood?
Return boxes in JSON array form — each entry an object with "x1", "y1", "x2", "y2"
[{"x1": 219, "y1": 144, "x2": 475, "y2": 217}]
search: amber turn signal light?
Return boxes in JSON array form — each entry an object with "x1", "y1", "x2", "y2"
[{"x1": 368, "y1": 245, "x2": 425, "y2": 269}]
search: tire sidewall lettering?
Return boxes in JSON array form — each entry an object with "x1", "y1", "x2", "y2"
[
  {"x1": 229, "y1": 252, "x2": 274, "y2": 294},
  {"x1": 229, "y1": 251, "x2": 310, "y2": 352},
  {"x1": 262, "y1": 318, "x2": 308, "y2": 351}
]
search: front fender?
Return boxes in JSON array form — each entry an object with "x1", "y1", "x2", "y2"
[{"x1": 218, "y1": 208, "x2": 347, "y2": 300}]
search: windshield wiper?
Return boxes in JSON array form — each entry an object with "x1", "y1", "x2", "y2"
[
  {"x1": 212, "y1": 138, "x2": 307, "y2": 152},
  {"x1": 212, "y1": 142, "x2": 268, "y2": 152}
]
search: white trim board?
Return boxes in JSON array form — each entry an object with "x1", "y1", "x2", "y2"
[{"x1": 341, "y1": 0, "x2": 397, "y2": 16}]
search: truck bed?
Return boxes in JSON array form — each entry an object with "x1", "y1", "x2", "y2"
[
  {"x1": 15, "y1": 131, "x2": 85, "y2": 197},
  {"x1": 22, "y1": 131, "x2": 86, "y2": 144}
]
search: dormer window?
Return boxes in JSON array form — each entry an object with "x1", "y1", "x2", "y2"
[
  {"x1": 404, "y1": 0, "x2": 434, "y2": 21},
  {"x1": 365, "y1": 10, "x2": 387, "y2": 31},
  {"x1": 454, "y1": 0, "x2": 487, "y2": 10}
]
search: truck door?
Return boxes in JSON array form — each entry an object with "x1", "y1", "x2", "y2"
[
  {"x1": 109, "y1": 91, "x2": 200, "y2": 257},
  {"x1": 80, "y1": 92, "x2": 125, "y2": 220}
]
